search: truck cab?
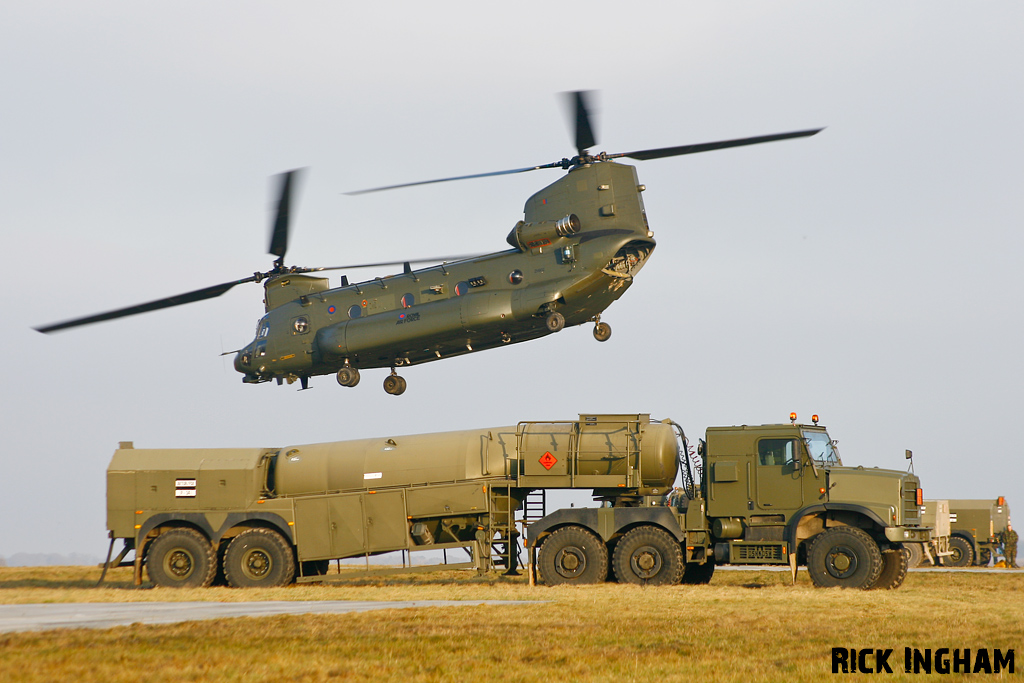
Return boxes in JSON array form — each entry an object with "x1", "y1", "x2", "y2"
[{"x1": 702, "y1": 421, "x2": 927, "y2": 587}]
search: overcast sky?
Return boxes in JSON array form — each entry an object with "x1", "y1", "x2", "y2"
[{"x1": 2, "y1": 2, "x2": 1021, "y2": 559}]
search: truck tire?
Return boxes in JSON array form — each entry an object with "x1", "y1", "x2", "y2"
[
  {"x1": 943, "y1": 535, "x2": 974, "y2": 568},
  {"x1": 223, "y1": 528, "x2": 296, "y2": 588},
  {"x1": 537, "y1": 526, "x2": 608, "y2": 585},
  {"x1": 978, "y1": 547, "x2": 992, "y2": 567},
  {"x1": 806, "y1": 527, "x2": 883, "y2": 589},
  {"x1": 681, "y1": 559, "x2": 715, "y2": 585},
  {"x1": 146, "y1": 528, "x2": 217, "y2": 589},
  {"x1": 870, "y1": 547, "x2": 908, "y2": 590},
  {"x1": 904, "y1": 542, "x2": 924, "y2": 569},
  {"x1": 612, "y1": 526, "x2": 684, "y2": 586}
]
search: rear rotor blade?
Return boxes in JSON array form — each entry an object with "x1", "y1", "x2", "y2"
[
  {"x1": 269, "y1": 169, "x2": 302, "y2": 259},
  {"x1": 343, "y1": 164, "x2": 562, "y2": 195},
  {"x1": 35, "y1": 276, "x2": 258, "y2": 333},
  {"x1": 568, "y1": 90, "x2": 597, "y2": 155},
  {"x1": 610, "y1": 128, "x2": 823, "y2": 162}
]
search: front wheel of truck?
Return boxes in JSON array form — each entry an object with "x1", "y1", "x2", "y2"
[
  {"x1": 537, "y1": 526, "x2": 608, "y2": 585},
  {"x1": 807, "y1": 527, "x2": 883, "y2": 589},
  {"x1": 612, "y1": 526, "x2": 684, "y2": 586}
]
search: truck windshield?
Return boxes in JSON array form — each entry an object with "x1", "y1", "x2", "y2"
[{"x1": 803, "y1": 430, "x2": 841, "y2": 466}]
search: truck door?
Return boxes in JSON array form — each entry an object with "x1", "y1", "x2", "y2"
[{"x1": 754, "y1": 437, "x2": 804, "y2": 511}]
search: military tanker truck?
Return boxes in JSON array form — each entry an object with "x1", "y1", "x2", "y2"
[
  {"x1": 941, "y1": 498, "x2": 1012, "y2": 567},
  {"x1": 105, "y1": 413, "x2": 927, "y2": 590}
]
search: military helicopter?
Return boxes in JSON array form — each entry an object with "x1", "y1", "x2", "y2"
[{"x1": 36, "y1": 92, "x2": 821, "y2": 395}]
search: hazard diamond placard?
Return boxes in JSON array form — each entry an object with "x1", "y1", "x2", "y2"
[{"x1": 539, "y1": 451, "x2": 558, "y2": 470}]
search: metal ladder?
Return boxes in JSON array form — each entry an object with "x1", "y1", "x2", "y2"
[{"x1": 488, "y1": 488, "x2": 520, "y2": 574}]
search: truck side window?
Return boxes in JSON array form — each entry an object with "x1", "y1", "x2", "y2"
[{"x1": 758, "y1": 439, "x2": 795, "y2": 466}]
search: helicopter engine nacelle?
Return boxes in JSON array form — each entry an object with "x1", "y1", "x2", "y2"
[{"x1": 506, "y1": 213, "x2": 581, "y2": 251}]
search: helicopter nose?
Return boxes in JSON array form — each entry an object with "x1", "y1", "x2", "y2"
[{"x1": 233, "y1": 345, "x2": 254, "y2": 373}]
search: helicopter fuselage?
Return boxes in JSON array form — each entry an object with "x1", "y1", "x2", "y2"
[{"x1": 234, "y1": 161, "x2": 656, "y2": 387}]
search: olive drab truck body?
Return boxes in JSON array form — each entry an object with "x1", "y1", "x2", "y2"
[
  {"x1": 105, "y1": 414, "x2": 927, "y2": 590},
  {"x1": 942, "y1": 498, "x2": 1012, "y2": 567}
]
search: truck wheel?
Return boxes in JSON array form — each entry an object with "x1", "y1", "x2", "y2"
[
  {"x1": 806, "y1": 527, "x2": 883, "y2": 589},
  {"x1": 537, "y1": 526, "x2": 608, "y2": 585},
  {"x1": 223, "y1": 528, "x2": 296, "y2": 588},
  {"x1": 681, "y1": 559, "x2": 715, "y2": 585},
  {"x1": 904, "y1": 542, "x2": 924, "y2": 569},
  {"x1": 146, "y1": 528, "x2": 217, "y2": 589},
  {"x1": 870, "y1": 547, "x2": 909, "y2": 590},
  {"x1": 942, "y1": 535, "x2": 974, "y2": 567},
  {"x1": 978, "y1": 547, "x2": 992, "y2": 567},
  {"x1": 612, "y1": 526, "x2": 684, "y2": 586}
]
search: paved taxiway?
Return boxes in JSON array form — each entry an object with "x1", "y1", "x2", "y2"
[{"x1": 0, "y1": 600, "x2": 539, "y2": 634}]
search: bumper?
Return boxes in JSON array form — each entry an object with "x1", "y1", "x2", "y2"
[{"x1": 885, "y1": 526, "x2": 932, "y2": 543}]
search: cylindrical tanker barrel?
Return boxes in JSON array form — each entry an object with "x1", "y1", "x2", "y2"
[
  {"x1": 272, "y1": 427, "x2": 518, "y2": 496},
  {"x1": 638, "y1": 422, "x2": 679, "y2": 490},
  {"x1": 518, "y1": 416, "x2": 678, "y2": 491}
]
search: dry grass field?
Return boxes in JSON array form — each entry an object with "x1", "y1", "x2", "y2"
[{"x1": 1, "y1": 565, "x2": 1021, "y2": 682}]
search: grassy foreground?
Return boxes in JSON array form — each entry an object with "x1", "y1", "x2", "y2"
[{"x1": 0, "y1": 566, "x2": 1021, "y2": 682}]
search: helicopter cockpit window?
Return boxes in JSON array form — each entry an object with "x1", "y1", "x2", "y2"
[
  {"x1": 454, "y1": 281, "x2": 470, "y2": 296},
  {"x1": 401, "y1": 293, "x2": 415, "y2": 308},
  {"x1": 348, "y1": 305, "x2": 361, "y2": 319},
  {"x1": 758, "y1": 439, "x2": 796, "y2": 466},
  {"x1": 256, "y1": 318, "x2": 270, "y2": 339},
  {"x1": 292, "y1": 316, "x2": 309, "y2": 334},
  {"x1": 256, "y1": 341, "x2": 267, "y2": 358}
]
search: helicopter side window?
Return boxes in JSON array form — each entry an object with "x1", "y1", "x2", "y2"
[
  {"x1": 256, "y1": 319, "x2": 270, "y2": 338},
  {"x1": 348, "y1": 305, "x2": 362, "y2": 319},
  {"x1": 256, "y1": 341, "x2": 267, "y2": 358},
  {"x1": 292, "y1": 316, "x2": 309, "y2": 334},
  {"x1": 401, "y1": 293, "x2": 415, "y2": 308},
  {"x1": 455, "y1": 281, "x2": 470, "y2": 296}
]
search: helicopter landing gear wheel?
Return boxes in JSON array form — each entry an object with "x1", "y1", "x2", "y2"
[
  {"x1": 593, "y1": 321, "x2": 612, "y2": 342},
  {"x1": 545, "y1": 311, "x2": 565, "y2": 333},
  {"x1": 383, "y1": 374, "x2": 407, "y2": 396},
  {"x1": 336, "y1": 367, "x2": 360, "y2": 387}
]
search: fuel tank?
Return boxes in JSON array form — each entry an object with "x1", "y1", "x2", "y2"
[{"x1": 272, "y1": 415, "x2": 678, "y2": 496}]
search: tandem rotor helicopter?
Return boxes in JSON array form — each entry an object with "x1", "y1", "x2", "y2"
[{"x1": 36, "y1": 92, "x2": 821, "y2": 395}]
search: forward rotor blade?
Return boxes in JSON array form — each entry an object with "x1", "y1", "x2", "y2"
[
  {"x1": 610, "y1": 128, "x2": 824, "y2": 162},
  {"x1": 568, "y1": 90, "x2": 597, "y2": 155},
  {"x1": 310, "y1": 253, "x2": 488, "y2": 272},
  {"x1": 344, "y1": 164, "x2": 562, "y2": 195},
  {"x1": 269, "y1": 169, "x2": 303, "y2": 259},
  {"x1": 35, "y1": 276, "x2": 258, "y2": 334}
]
